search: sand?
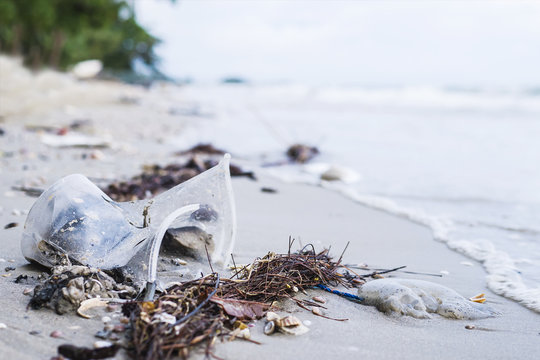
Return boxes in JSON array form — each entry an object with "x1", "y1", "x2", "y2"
[{"x1": 1, "y1": 57, "x2": 539, "y2": 359}]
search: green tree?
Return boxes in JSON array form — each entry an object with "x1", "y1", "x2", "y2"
[{"x1": 0, "y1": 0, "x2": 161, "y2": 72}]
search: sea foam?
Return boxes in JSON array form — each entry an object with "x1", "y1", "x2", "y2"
[{"x1": 358, "y1": 278, "x2": 498, "y2": 319}]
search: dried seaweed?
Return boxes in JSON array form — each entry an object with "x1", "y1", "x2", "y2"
[
  {"x1": 104, "y1": 151, "x2": 254, "y2": 202},
  {"x1": 125, "y1": 240, "x2": 352, "y2": 360}
]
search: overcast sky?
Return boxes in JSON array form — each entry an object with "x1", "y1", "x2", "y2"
[{"x1": 137, "y1": 0, "x2": 540, "y2": 87}]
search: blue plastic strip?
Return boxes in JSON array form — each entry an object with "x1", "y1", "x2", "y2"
[{"x1": 316, "y1": 284, "x2": 364, "y2": 303}]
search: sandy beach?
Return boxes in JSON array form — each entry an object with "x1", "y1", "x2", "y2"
[{"x1": 1, "y1": 58, "x2": 539, "y2": 359}]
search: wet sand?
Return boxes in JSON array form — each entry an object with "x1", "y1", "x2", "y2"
[{"x1": 1, "y1": 57, "x2": 539, "y2": 359}]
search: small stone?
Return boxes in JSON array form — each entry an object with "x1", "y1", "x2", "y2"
[
  {"x1": 3, "y1": 222, "x2": 18, "y2": 229},
  {"x1": 23, "y1": 288, "x2": 33, "y2": 296},
  {"x1": 312, "y1": 307, "x2": 323, "y2": 316},
  {"x1": 103, "y1": 324, "x2": 114, "y2": 332},
  {"x1": 101, "y1": 316, "x2": 111, "y2": 323},
  {"x1": 312, "y1": 296, "x2": 326, "y2": 304},
  {"x1": 119, "y1": 317, "x2": 129, "y2": 324},
  {"x1": 93, "y1": 340, "x2": 112, "y2": 349},
  {"x1": 465, "y1": 325, "x2": 476, "y2": 330},
  {"x1": 4, "y1": 266, "x2": 15, "y2": 272},
  {"x1": 50, "y1": 330, "x2": 63, "y2": 338},
  {"x1": 90, "y1": 150, "x2": 105, "y2": 160},
  {"x1": 292, "y1": 286, "x2": 299, "y2": 292},
  {"x1": 29, "y1": 330, "x2": 41, "y2": 335},
  {"x1": 172, "y1": 258, "x2": 187, "y2": 266}
]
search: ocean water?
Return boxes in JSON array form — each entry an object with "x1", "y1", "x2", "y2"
[{"x1": 158, "y1": 84, "x2": 540, "y2": 312}]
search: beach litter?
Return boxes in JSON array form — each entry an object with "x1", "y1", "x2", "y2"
[
  {"x1": 21, "y1": 155, "x2": 237, "y2": 301},
  {"x1": 20, "y1": 236, "x2": 499, "y2": 359},
  {"x1": 123, "y1": 241, "x2": 352, "y2": 359}
]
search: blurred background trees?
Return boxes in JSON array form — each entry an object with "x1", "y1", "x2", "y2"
[{"x1": 0, "y1": 0, "x2": 162, "y2": 75}]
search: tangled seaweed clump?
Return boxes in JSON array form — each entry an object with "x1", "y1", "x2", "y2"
[{"x1": 124, "y1": 243, "x2": 353, "y2": 360}]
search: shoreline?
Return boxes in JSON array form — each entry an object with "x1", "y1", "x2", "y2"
[
  {"x1": 1, "y1": 58, "x2": 539, "y2": 358},
  {"x1": 2, "y1": 165, "x2": 540, "y2": 359}
]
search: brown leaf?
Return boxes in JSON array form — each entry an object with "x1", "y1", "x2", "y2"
[{"x1": 211, "y1": 297, "x2": 270, "y2": 320}]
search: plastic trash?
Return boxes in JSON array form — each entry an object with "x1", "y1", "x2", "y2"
[{"x1": 21, "y1": 155, "x2": 236, "y2": 295}]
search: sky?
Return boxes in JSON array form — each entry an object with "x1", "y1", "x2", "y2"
[{"x1": 136, "y1": 0, "x2": 540, "y2": 87}]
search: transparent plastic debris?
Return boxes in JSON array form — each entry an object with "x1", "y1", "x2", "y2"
[{"x1": 21, "y1": 155, "x2": 237, "y2": 294}]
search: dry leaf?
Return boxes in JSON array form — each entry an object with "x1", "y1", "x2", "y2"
[{"x1": 211, "y1": 297, "x2": 269, "y2": 320}]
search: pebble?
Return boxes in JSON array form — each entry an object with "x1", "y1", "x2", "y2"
[
  {"x1": 172, "y1": 258, "x2": 187, "y2": 266},
  {"x1": 3, "y1": 222, "x2": 18, "y2": 229},
  {"x1": 101, "y1": 316, "x2": 111, "y2": 323},
  {"x1": 312, "y1": 296, "x2": 326, "y2": 304},
  {"x1": 465, "y1": 325, "x2": 476, "y2": 330},
  {"x1": 29, "y1": 330, "x2": 41, "y2": 335},
  {"x1": 0, "y1": 323, "x2": 7, "y2": 329},
  {"x1": 93, "y1": 340, "x2": 112, "y2": 349},
  {"x1": 50, "y1": 330, "x2": 63, "y2": 338},
  {"x1": 4, "y1": 266, "x2": 15, "y2": 272},
  {"x1": 312, "y1": 307, "x2": 323, "y2": 316},
  {"x1": 90, "y1": 150, "x2": 105, "y2": 160},
  {"x1": 119, "y1": 317, "x2": 129, "y2": 324},
  {"x1": 23, "y1": 288, "x2": 33, "y2": 296}
]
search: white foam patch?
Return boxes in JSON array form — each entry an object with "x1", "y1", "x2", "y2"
[{"x1": 358, "y1": 279, "x2": 498, "y2": 319}]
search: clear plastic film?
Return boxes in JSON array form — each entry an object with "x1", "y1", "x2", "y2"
[{"x1": 21, "y1": 155, "x2": 236, "y2": 289}]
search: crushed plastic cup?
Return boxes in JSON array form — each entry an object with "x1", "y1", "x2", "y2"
[{"x1": 21, "y1": 155, "x2": 236, "y2": 297}]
